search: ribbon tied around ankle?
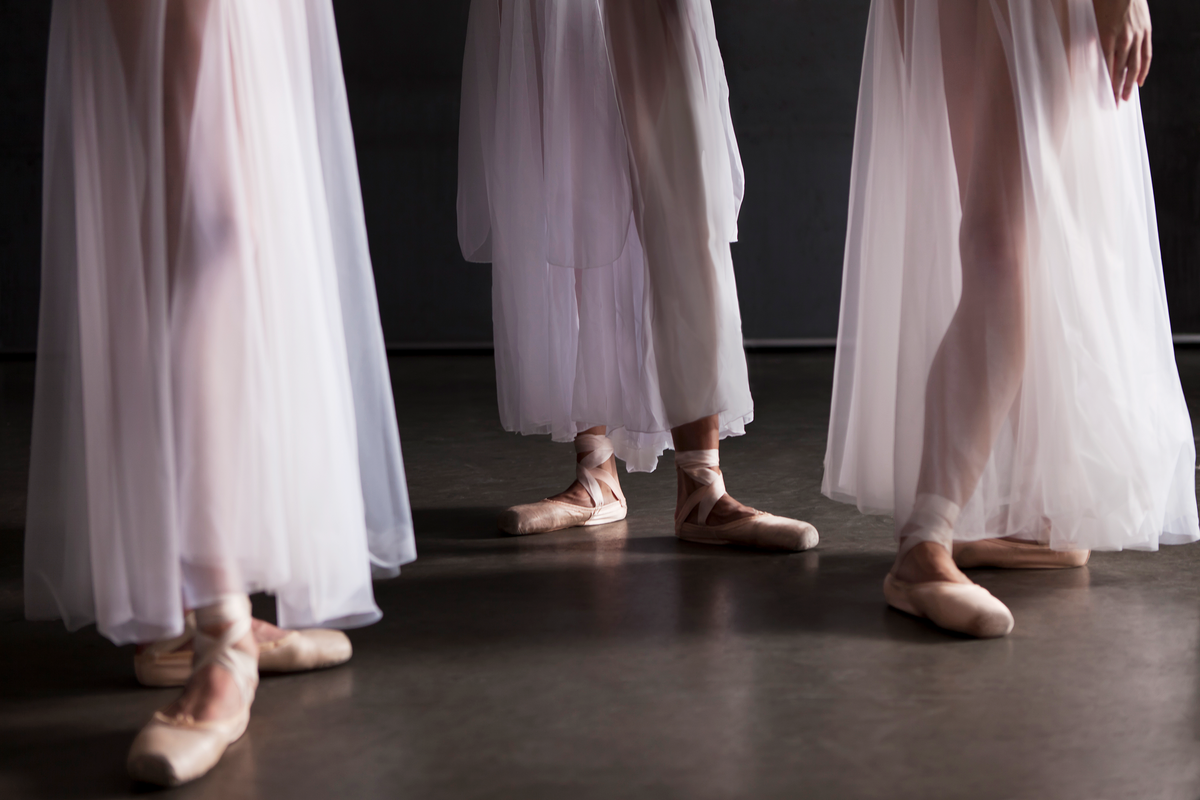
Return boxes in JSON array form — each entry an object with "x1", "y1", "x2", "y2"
[
  {"x1": 897, "y1": 493, "x2": 960, "y2": 559},
  {"x1": 675, "y1": 449, "x2": 727, "y2": 527},
  {"x1": 192, "y1": 594, "x2": 258, "y2": 705},
  {"x1": 575, "y1": 434, "x2": 625, "y2": 509}
]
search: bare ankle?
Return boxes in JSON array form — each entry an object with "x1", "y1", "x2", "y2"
[{"x1": 893, "y1": 541, "x2": 970, "y2": 584}]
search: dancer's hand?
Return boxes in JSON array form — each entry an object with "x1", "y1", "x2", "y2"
[{"x1": 1093, "y1": 0, "x2": 1152, "y2": 103}]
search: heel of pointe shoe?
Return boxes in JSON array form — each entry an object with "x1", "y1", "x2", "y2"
[{"x1": 582, "y1": 497, "x2": 627, "y2": 526}]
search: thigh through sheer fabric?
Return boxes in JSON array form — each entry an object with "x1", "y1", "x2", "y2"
[{"x1": 823, "y1": 0, "x2": 1198, "y2": 552}]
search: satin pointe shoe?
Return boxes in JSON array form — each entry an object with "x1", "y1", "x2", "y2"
[
  {"x1": 953, "y1": 538, "x2": 1090, "y2": 569},
  {"x1": 498, "y1": 434, "x2": 627, "y2": 535},
  {"x1": 127, "y1": 595, "x2": 259, "y2": 787},
  {"x1": 258, "y1": 628, "x2": 352, "y2": 673},
  {"x1": 134, "y1": 613, "x2": 198, "y2": 688},
  {"x1": 884, "y1": 497, "x2": 1013, "y2": 638},
  {"x1": 673, "y1": 450, "x2": 818, "y2": 551},
  {"x1": 883, "y1": 573, "x2": 1014, "y2": 638},
  {"x1": 135, "y1": 614, "x2": 353, "y2": 687}
]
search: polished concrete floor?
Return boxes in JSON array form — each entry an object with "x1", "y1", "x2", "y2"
[{"x1": 3, "y1": 351, "x2": 1200, "y2": 799}]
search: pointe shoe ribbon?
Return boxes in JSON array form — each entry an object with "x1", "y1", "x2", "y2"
[
  {"x1": 953, "y1": 538, "x2": 1090, "y2": 569},
  {"x1": 498, "y1": 434, "x2": 627, "y2": 535},
  {"x1": 883, "y1": 573, "x2": 1014, "y2": 638},
  {"x1": 128, "y1": 595, "x2": 259, "y2": 787},
  {"x1": 674, "y1": 450, "x2": 818, "y2": 551},
  {"x1": 134, "y1": 614, "x2": 353, "y2": 687}
]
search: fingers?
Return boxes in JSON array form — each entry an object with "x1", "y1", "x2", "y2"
[
  {"x1": 1121, "y1": 33, "x2": 1141, "y2": 101},
  {"x1": 1102, "y1": 34, "x2": 1117, "y2": 98},
  {"x1": 1111, "y1": 30, "x2": 1133, "y2": 103},
  {"x1": 1138, "y1": 32, "x2": 1152, "y2": 86}
]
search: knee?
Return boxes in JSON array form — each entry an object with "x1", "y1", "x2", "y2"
[{"x1": 958, "y1": 211, "x2": 1025, "y2": 295}]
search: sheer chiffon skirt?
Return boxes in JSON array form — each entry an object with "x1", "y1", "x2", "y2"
[
  {"x1": 823, "y1": 0, "x2": 1199, "y2": 551},
  {"x1": 25, "y1": 0, "x2": 416, "y2": 645},
  {"x1": 458, "y1": 0, "x2": 752, "y2": 473}
]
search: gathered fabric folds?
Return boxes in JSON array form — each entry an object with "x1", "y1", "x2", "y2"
[
  {"x1": 458, "y1": 0, "x2": 752, "y2": 473},
  {"x1": 824, "y1": 0, "x2": 1199, "y2": 551},
  {"x1": 25, "y1": 0, "x2": 416, "y2": 646}
]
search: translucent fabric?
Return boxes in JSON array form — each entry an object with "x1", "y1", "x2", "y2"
[
  {"x1": 458, "y1": 0, "x2": 752, "y2": 472},
  {"x1": 824, "y1": 0, "x2": 1199, "y2": 551},
  {"x1": 25, "y1": 0, "x2": 416, "y2": 646}
]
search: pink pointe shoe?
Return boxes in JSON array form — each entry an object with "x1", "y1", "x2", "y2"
[
  {"x1": 673, "y1": 450, "x2": 818, "y2": 551},
  {"x1": 883, "y1": 572, "x2": 1014, "y2": 638},
  {"x1": 883, "y1": 497, "x2": 1014, "y2": 638},
  {"x1": 953, "y1": 538, "x2": 1090, "y2": 569},
  {"x1": 127, "y1": 595, "x2": 259, "y2": 786},
  {"x1": 498, "y1": 434, "x2": 627, "y2": 535},
  {"x1": 134, "y1": 613, "x2": 353, "y2": 687}
]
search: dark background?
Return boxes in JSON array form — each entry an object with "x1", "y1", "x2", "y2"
[{"x1": 1, "y1": 1, "x2": 1198, "y2": 352}]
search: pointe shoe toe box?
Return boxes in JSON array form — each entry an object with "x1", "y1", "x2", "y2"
[
  {"x1": 953, "y1": 538, "x2": 1090, "y2": 570},
  {"x1": 259, "y1": 629, "x2": 352, "y2": 673},
  {"x1": 884, "y1": 574, "x2": 1014, "y2": 638},
  {"x1": 753, "y1": 514, "x2": 820, "y2": 551},
  {"x1": 127, "y1": 711, "x2": 249, "y2": 787},
  {"x1": 498, "y1": 501, "x2": 587, "y2": 535},
  {"x1": 498, "y1": 499, "x2": 624, "y2": 535},
  {"x1": 677, "y1": 512, "x2": 818, "y2": 552}
]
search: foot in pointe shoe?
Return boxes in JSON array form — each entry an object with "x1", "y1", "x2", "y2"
[
  {"x1": 498, "y1": 434, "x2": 627, "y2": 535},
  {"x1": 134, "y1": 615, "x2": 353, "y2": 688},
  {"x1": 127, "y1": 595, "x2": 259, "y2": 787},
  {"x1": 953, "y1": 537, "x2": 1090, "y2": 570},
  {"x1": 885, "y1": 541, "x2": 1014, "y2": 638},
  {"x1": 673, "y1": 450, "x2": 818, "y2": 552}
]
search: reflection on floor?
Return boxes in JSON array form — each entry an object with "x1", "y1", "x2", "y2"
[{"x1": 2, "y1": 351, "x2": 1200, "y2": 799}]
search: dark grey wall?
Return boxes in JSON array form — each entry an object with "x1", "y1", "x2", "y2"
[
  {"x1": 2, "y1": 1, "x2": 1199, "y2": 350},
  {"x1": 1140, "y1": 5, "x2": 1200, "y2": 332},
  {"x1": 0, "y1": 1, "x2": 50, "y2": 353}
]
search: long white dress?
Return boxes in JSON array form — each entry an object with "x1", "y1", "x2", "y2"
[
  {"x1": 24, "y1": 0, "x2": 416, "y2": 646},
  {"x1": 458, "y1": 0, "x2": 752, "y2": 473},
  {"x1": 824, "y1": 0, "x2": 1199, "y2": 551}
]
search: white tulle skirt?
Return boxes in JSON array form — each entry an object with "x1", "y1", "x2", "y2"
[
  {"x1": 824, "y1": 0, "x2": 1198, "y2": 551},
  {"x1": 24, "y1": 0, "x2": 416, "y2": 646},
  {"x1": 457, "y1": 0, "x2": 752, "y2": 472}
]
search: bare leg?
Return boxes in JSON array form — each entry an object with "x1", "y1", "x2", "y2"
[
  {"x1": 110, "y1": 0, "x2": 256, "y2": 721},
  {"x1": 601, "y1": 0, "x2": 723, "y2": 425},
  {"x1": 602, "y1": 1, "x2": 766, "y2": 531},
  {"x1": 671, "y1": 415, "x2": 756, "y2": 525},
  {"x1": 894, "y1": 1, "x2": 1028, "y2": 584}
]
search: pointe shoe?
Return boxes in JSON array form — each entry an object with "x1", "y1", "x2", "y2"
[
  {"x1": 498, "y1": 434, "x2": 627, "y2": 535},
  {"x1": 259, "y1": 629, "x2": 352, "y2": 673},
  {"x1": 953, "y1": 538, "x2": 1090, "y2": 569},
  {"x1": 128, "y1": 595, "x2": 258, "y2": 787},
  {"x1": 673, "y1": 450, "x2": 818, "y2": 551},
  {"x1": 883, "y1": 573, "x2": 1014, "y2": 638},
  {"x1": 134, "y1": 614, "x2": 353, "y2": 687},
  {"x1": 134, "y1": 615, "x2": 197, "y2": 688}
]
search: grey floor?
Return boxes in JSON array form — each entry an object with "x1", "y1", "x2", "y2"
[{"x1": 3, "y1": 351, "x2": 1200, "y2": 800}]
